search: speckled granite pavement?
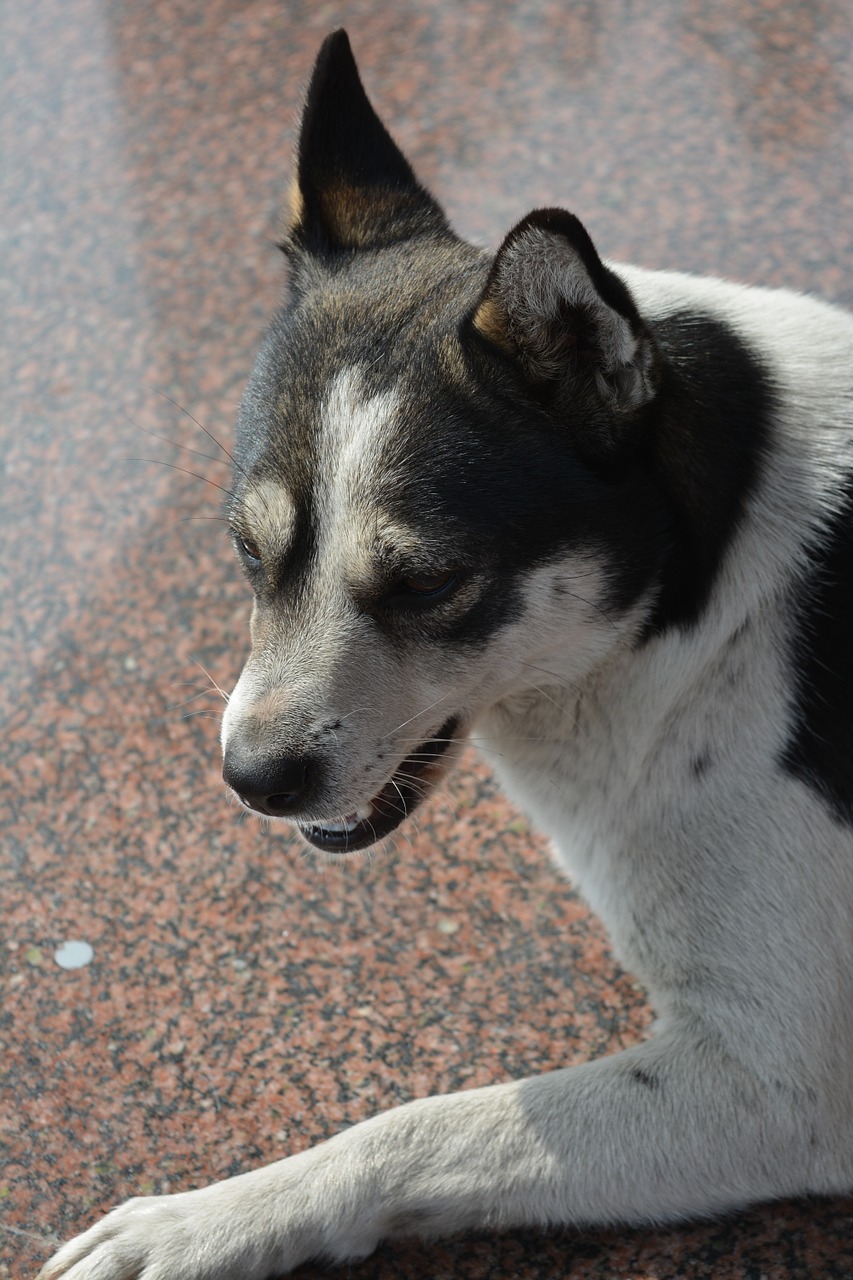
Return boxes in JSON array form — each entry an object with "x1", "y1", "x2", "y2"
[{"x1": 3, "y1": 2, "x2": 853, "y2": 1277}]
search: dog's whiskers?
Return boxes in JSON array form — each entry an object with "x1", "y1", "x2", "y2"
[
  {"x1": 391, "y1": 777, "x2": 423, "y2": 843},
  {"x1": 564, "y1": 590, "x2": 620, "y2": 635},
  {"x1": 388, "y1": 733, "x2": 515, "y2": 767},
  {"x1": 167, "y1": 686, "x2": 225, "y2": 712},
  {"x1": 335, "y1": 706, "x2": 370, "y2": 726},
  {"x1": 124, "y1": 411, "x2": 233, "y2": 470},
  {"x1": 394, "y1": 734, "x2": 555, "y2": 745},
  {"x1": 142, "y1": 382, "x2": 248, "y2": 478},
  {"x1": 517, "y1": 659, "x2": 585, "y2": 698},
  {"x1": 174, "y1": 515, "x2": 232, "y2": 526},
  {"x1": 383, "y1": 692, "x2": 452, "y2": 739},
  {"x1": 190, "y1": 657, "x2": 230, "y2": 704},
  {"x1": 523, "y1": 682, "x2": 570, "y2": 717},
  {"x1": 393, "y1": 770, "x2": 457, "y2": 811},
  {"x1": 126, "y1": 455, "x2": 237, "y2": 501},
  {"x1": 389, "y1": 778, "x2": 411, "y2": 821}
]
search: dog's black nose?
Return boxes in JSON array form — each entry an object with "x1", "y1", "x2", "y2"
[{"x1": 222, "y1": 748, "x2": 311, "y2": 817}]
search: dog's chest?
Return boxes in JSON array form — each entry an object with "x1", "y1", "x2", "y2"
[{"x1": 475, "y1": 614, "x2": 792, "y2": 966}]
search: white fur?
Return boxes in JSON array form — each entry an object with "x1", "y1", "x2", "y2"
[
  {"x1": 42, "y1": 268, "x2": 853, "y2": 1280},
  {"x1": 316, "y1": 365, "x2": 400, "y2": 538}
]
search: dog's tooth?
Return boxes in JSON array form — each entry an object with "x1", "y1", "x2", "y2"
[
  {"x1": 317, "y1": 808, "x2": 373, "y2": 834},
  {"x1": 312, "y1": 805, "x2": 375, "y2": 836}
]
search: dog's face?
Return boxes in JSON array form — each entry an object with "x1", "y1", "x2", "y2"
[{"x1": 221, "y1": 32, "x2": 665, "y2": 854}]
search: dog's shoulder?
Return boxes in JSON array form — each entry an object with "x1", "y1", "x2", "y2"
[{"x1": 620, "y1": 263, "x2": 853, "y2": 823}]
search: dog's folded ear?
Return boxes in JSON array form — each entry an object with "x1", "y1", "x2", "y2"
[
  {"x1": 285, "y1": 30, "x2": 451, "y2": 256},
  {"x1": 469, "y1": 209, "x2": 658, "y2": 417}
]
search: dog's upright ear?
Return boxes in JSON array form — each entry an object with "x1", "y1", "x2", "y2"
[
  {"x1": 284, "y1": 30, "x2": 451, "y2": 257},
  {"x1": 469, "y1": 209, "x2": 658, "y2": 420}
]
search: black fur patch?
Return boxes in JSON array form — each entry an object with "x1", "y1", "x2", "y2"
[
  {"x1": 459, "y1": 304, "x2": 777, "y2": 636},
  {"x1": 643, "y1": 311, "x2": 775, "y2": 634},
  {"x1": 380, "y1": 345, "x2": 668, "y2": 646},
  {"x1": 781, "y1": 477, "x2": 853, "y2": 824}
]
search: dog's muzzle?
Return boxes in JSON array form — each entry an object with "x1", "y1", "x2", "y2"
[{"x1": 223, "y1": 716, "x2": 460, "y2": 853}]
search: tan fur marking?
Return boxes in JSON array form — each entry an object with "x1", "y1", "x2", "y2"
[
  {"x1": 319, "y1": 182, "x2": 377, "y2": 247},
  {"x1": 472, "y1": 295, "x2": 514, "y2": 355},
  {"x1": 239, "y1": 480, "x2": 296, "y2": 561},
  {"x1": 346, "y1": 514, "x2": 435, "y2": 585},
  {"x1": 242, "y1": 686, "x2": 291, "y2": 726},
  {"x1": 318, "y1": 182, "x2": 430, "y2": 249},
  {"x1": 287, "y1": 179, "x2": 305, "y2": 231}
]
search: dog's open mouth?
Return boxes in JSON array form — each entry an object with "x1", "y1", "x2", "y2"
[{"x1": 299, "y1": 715, "x2": 459, "y2": 853}]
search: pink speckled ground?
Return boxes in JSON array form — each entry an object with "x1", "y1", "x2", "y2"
[{"x1": 3, "y1": 2, "x2": 853, "y2": 1277}]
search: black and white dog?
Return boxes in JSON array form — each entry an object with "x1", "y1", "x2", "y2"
[{"x1": 43, "y1": 30, "x2": 853, "y2": 1280}]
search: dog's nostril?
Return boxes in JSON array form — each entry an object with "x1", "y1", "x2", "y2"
[
  {"x1": 265, "y1": 790, "x2": 302, "y2": 815},
  {"x1": 264, "y1": 758, "x2": 308, "y2": 801},
  {"x1": 223, "y1": 750, "x2": 311, "y2": 818}
]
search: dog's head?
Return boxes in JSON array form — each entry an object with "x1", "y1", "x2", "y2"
[{"x1": 221, "y1": 31, "x2": 667, "y2": 854}]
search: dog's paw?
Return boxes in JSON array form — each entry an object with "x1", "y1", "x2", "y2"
[
  {"x1": 37, "y1": 1189, "x2": 280, "y2": 1280},
  {"x1": 38, "y1": 1193, "x2": 197, "y2": 1280},
  {"x1": 36, "y1": 1149, "x2": 373, "y2": 1280}
]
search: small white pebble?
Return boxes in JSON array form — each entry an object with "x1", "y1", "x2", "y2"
[{"x1": 54, "y1": 940, "x2": 94, "y2": 969}]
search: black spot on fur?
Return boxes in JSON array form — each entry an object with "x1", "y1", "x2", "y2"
[
  {"x1": 643, "y1": 312, "x2": 775, "y2": 634},
  {"x1": 781, "y1": 476, "x2": 853, "y2": 825},
  {"x1": 630, "y1": 1067, "x2": 659, "y2": 1090},
  {"x1": 691, "y1": 751, "x2": 713, "y2": 779}
]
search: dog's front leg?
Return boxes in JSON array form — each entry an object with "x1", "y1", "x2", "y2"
[{"x1": 39, "y1": 1025, "x2": 812, "y2": 1280}]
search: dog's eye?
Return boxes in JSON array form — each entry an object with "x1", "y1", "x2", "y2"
[
  {"x1": 238, "y1": 536, "x2": 262, "y2": 562},
  {"x1": 396, "y1": 571, "x2": 457, "y2": 599}
]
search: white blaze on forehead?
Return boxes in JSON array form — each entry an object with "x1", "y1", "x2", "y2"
[
  {"x1": 317, "y1": 366, "x2": 400, "y2": 565},
  {"x1": 319, "y1": 365, "x2": 399, "y2": 494}
]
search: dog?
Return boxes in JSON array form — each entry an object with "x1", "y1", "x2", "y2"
[{"x1": 41, "y1": 28, "x2": 853, "y2": 1280}]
